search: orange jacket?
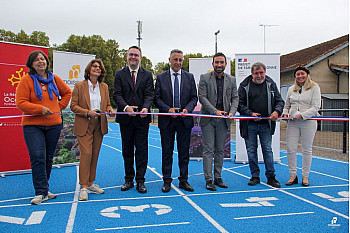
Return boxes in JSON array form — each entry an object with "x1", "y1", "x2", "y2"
[{"x1": 16, "y1": 74, "x2": 72, "y2": 126}]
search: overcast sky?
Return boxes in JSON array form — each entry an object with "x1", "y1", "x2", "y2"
[{"x1": 1, "y1": 0, "x2": 349, "y2": 66}]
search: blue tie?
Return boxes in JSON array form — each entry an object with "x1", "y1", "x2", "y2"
[{"x1": 173, "y1": 73, "x2": 180, "y2": 108}]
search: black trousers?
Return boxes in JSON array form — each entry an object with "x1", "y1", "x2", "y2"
[
  {"x1": 160, "y1": 117, "x2": 191, "y2": 183},
  {"x1": 119, "y1": 121, "x2": 149, "y2": 183}
]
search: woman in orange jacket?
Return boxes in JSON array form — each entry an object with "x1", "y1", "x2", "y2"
[{"x1": 16, "y1": 50, "x2": 72, "y2": 205}]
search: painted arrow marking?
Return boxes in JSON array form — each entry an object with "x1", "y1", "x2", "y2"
[{"x1": 0, "y1": 211, "x2": 46, "y2": 225}]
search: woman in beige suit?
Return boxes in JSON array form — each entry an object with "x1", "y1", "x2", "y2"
[
  {"x1": 71, "y1": 59, "x2": 114, "y2": 201},
  {"x1": 282, "y1": 66, "x2": 321, "y2": 187}
]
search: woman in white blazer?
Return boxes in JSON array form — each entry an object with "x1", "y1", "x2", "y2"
[{"x1": 282, "y1": 66, "x2": 321, "y2": 186}]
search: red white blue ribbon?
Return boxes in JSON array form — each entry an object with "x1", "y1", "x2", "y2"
[{"x1": 0, "y1": 112, "x2": 348, "y2": 121}]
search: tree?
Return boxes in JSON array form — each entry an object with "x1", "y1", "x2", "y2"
[
  {"x1": 0, "y1": 29, "x2": 49, "y2": 46},
  {"x1": 141, "y1": 56, "x2": 153, "y2": 73},
  {"x1": 230, "y1": 59, "x2": 235, "y2": 76},
  {"x1": 54, "y1": 34, "x2": 126, "y2": 107},
  {"x1": 154, "y1": 62, "x2": 170, "y2": 75}
]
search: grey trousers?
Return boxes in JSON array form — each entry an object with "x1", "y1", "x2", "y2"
[
  {"x1": 286, "y1": 119, "x2": 317, "y2": 177},
  {"x1": 201, "y1": 118, "x2": 228, "y2": 181}
]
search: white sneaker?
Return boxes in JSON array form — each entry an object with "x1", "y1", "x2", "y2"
[
  {"x1": 30, "y1": 195, "x2": 48, "y2": 205},
  {"x1": 87, "y1": 184, "x2": 104, "y2": 194},
  {"x1": 79, "y1": 188, "x2": 88, "y2": 201},
  {"x1": 48, "y1": 192, "x2": 57, "y2": 199}
]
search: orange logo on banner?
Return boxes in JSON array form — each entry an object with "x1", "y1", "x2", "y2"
[
  {"x1": 69, "y1": 65, "x2": 81, "y2": 80},
  {"x1": 8, "y1": 68, "x2": 27, "y2": 86}
]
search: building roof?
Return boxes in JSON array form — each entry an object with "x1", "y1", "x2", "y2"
[{"x1": 281, "y1": 35, "x2": 349, "y2": 72}]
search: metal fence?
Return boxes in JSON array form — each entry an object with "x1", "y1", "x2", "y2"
[{"x1": 280, "y1": 109, "x2": 349, "y2": 161}]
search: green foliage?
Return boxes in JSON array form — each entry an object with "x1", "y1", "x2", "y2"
[
  {"x1": 52, "y1": 34, "x2": 128, "y2": 107},
  {"x1": 154, "y1": 62, "x2": 170, "y2": 75},
  {"x1": 0, "y1": 29, "x2": 49, "y2": 46},
  {"x1": 231, "y1": 59, "x2": 235, "y2": 76},
  {"x1": 62, "y1": 140, "x2": 74, "y2": 150},
  {"x1": 141, "y1": 56, "x2": 153, "y2": 73}
]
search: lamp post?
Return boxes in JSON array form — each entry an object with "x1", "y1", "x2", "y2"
[
  {"x1": 215, "y1": 30, "x2": 220, "y2": 54},
  {"x1": 259, "y1": 24, "x2": 278, "y2": 53}
]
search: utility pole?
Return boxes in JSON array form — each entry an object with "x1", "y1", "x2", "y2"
[
  {"x1": 259, "y1": 24, "x2": 278, "y2": 53},
  {"x1": 137, "y1": 20, "x2": 142, "y2": 48},
  {"x1": 215, "y1": 30, "x2": 220, "y2": 54}
]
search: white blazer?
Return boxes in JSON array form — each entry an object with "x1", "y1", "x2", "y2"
[{"x1": 282, "y1": 84, "x2": 321, "y2": 120}]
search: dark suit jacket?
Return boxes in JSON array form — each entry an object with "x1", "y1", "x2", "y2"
[
  {"x1": 155, "y1": 69, "x2": 198, "y2": 129},
  {"x1": 113, "y1": 66, "x2": 154, "y2": 125},
  {"x1": 71, "y1": 80, "x2": 111, "y2": 136}
]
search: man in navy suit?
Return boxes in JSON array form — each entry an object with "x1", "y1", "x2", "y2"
[
  {"x1": 155, "y1": 49, "x2": 198, "y2": 193},
  {"x1": 113, "y1": 46, "x2": 154, "y2": 193}
]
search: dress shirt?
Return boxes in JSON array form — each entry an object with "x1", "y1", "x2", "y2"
[
  {"x1": 123, "y1": 67, "x2": 140, "y2": 112},
  {"x1": 88, "y1": 79, "x2": 101, "y2": 111},
  {"x1": 170, "y1": 69, "x2": 181, "y2": 107}
]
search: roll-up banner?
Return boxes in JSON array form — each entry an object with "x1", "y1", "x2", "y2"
[
  {"x1": 0, "y1": 41, "x2": 49, "y2": 172},
  {"x1": 189, "y1": 58, "x2": 232, "y2": 159},
  {"x1": 235, "y1": 53, "x2": 281, "y2": 163},
  {"x1": 52, "y1": 51, "x2": 95, "y2": 165}
]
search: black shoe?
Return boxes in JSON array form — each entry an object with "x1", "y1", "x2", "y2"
[
  {"x1": 162, "y1": 183, "x2": 171, "y2": 193},
  {"x1": 285, "y1": 176, "x2": 298, "y2": 186},
  {"x1": 267, "y1": 175, "x2": 281, "y2": 188},
  {"x1": 121, "y1": 181, "x2": 134, "y2": 191},
  {"x1": 206, "y1": 180, "x2": 216, "y2": 191},
  {"x1": 179, "y1": 181, "x2": 194, "y2": 192},
  {"x1": 136, "y1": 182, "x2": 147, "y2": 193},
  {"x1": 214, "y1": 178, "x2": 228, "y2": 188},
  {"x1": 302, "y1": 177, "x2": 309, "y2": 186},
  {"x1": 248, "y1": 177, "x2": 260, "y2": 186}
]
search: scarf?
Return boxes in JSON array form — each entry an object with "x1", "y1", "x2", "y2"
[{"x1": 29, "y1": 72, "x2": 59, "y2": 100}]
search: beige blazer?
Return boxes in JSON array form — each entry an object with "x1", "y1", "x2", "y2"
[
  {"x1": 71, "y1": 80, "x2": 112, "y2": 136},
  {"x1": 282, "y1": 84, "x2": 321, "y2": 120}
]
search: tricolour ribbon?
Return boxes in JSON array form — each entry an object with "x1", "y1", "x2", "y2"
[{"x1": 0, "y1": 112, "x2": 348, "y2": 121}]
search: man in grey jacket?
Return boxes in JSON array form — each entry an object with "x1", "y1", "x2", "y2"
[{"x1": 198, "y1": 52, "x2": 238, "y2": 191}]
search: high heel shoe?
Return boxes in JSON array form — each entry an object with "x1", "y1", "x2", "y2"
[
  {"x1": 285, "y1": 176, "x2": 298, "y2": 186},
  {"x1": 302, "y1": 177, "x2": 309, "y2": 186}
]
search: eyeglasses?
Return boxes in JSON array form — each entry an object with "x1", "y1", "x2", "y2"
[
  {"x1": 172, "y1": 58, "x2": 183, "y2": 62},
  {"x1": 92, "y1": 65, "x2": 101, "y2": 69},
  {"x1": 128, "y1": 53, "x2": 140, "y2": 58}
]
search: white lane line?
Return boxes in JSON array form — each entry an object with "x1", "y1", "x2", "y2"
[
  {"x1": 95, "y1": 222, "x2": 190, "y2": 231},
  {"x1": 25, "y1": 211, "x2": 46, "y2": 225},
  {"x1": 278, "y1": 162, "x2": 349, "y2": 182},
  {"x1": 105, "y1": 143, "x2": 228, "y2": 233},
  {"x1": 65, "y1": 165, "x2": 80, "y2": 233},
  {"x1": 0, "y1": 183, "x2": 348, "y2": 209},
  {"x1": 225, "y1": 169, "x2": 349, "y2": 220},
  {"x1": 234, "y1": 211, "x2": 314, "y2": 220},
  {"x1": 311, "y1": 156, "x2": 349, "y2": 164},
  {"x1": 0, "y1": 215, "x2": 25, "y2": 224},
  {"x1": 102, "y1": 143, "x2": 122, "y2": 152},
  {"x1": 148, "y1": 165, "x2": 228, "y2": 233}
]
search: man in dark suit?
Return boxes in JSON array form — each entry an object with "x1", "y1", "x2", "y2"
[
  {"x1": 155, "y1": 49, "x2": 198, "y2": 193},
  {"x1": 113, "y1": 46, "x2": 154, "y2": 193}
]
